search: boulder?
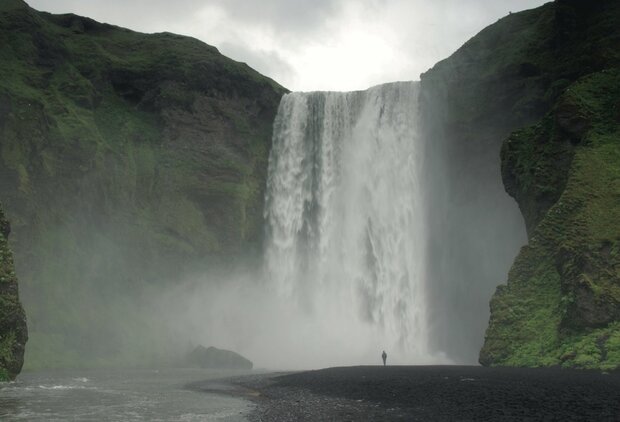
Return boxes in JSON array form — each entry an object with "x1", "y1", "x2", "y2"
[{"x1": 187, "y1": 345, "x2": 253, "y2": 370}]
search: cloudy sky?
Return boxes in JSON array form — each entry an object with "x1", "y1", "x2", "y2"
[{"x1": 28, "y1": 0, "x2": 548, "y2": 91}]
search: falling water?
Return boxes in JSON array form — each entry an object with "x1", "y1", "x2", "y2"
[{"x1": 264, "y1": 82, "x2": 432, "y2": 363}]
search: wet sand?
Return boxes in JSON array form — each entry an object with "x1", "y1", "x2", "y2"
[{"x1": 198, "y1": 365, "x2": 620, "y2": 421}]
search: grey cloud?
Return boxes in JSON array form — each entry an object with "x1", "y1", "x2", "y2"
[
  {"x1": 211, "y1": 0, "x2": 344, "y2": 33},
  {"x1": 218, "y1": 41, "x2": 296, "y2": 88},
  {"x1": 27, "y1": 0, "x2": 353, "y2": 38},
  {"x1": 26, "y1": 0, "x2": 549, "y2": 90},
  {"x1": 29, "y1": 0, "x2": 208, "y2": 20}
]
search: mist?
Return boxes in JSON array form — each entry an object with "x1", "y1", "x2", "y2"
[
  {"x1": 15, "y1": 75, "x2": 527, "y2": 370},
  {"x1": 127, "y1": 79, "x2": 526, "y2": 370},
  {"x1": 151, "y1": 271, "x2": 433, "y2": 370}
]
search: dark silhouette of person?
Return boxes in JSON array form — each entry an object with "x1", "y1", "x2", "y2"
[{"x1": 382, "y1": 350, "x2": 387, "y2": 366}]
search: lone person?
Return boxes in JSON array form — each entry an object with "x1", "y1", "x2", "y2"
[{"x1": 382, "y1": 350, "x2": 387, "y2": 366}]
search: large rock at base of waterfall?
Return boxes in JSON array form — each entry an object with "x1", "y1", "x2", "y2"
[{"x1": 187, "y1": 345, "x2": 253, "y2": 370}]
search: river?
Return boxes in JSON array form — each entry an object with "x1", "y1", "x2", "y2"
[{"x1": 0, "y1": 368, "x2": 252, "y2": 421}]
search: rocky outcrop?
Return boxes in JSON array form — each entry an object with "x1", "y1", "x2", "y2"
[
  {"x1": 187, "y1": 345, "x2": 253, "y2": 370},
  {"x1": 480, "y1": 67, "x2": 620, "y2": 370},
  {"x1": 0, "y1": 203, "x2": 27, "y2": 380},
  {"x1": 0, "y1": 0, "x2": 285, "y2": 368},
  {"x1": 421, "y1": 0, "x2": 620, "y2": 369}
]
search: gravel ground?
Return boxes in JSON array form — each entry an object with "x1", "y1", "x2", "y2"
[{"x1": 189, "y1": 366, "x2": 620, "y2": 421}]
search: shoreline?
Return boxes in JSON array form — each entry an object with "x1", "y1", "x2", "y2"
[{"x1": 190, "y1": 365, "x2": 620, "y2": 421}]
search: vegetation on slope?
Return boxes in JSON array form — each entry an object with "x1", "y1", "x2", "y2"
[
  {"x1": 421, "y1": 0, "x2": 620, "y2": 369},
  {"x1": 0, "y1": 203, "x2": 27, "y2": 380},
  {"x1": 481, "y1": 68, "x2": 620, "y2": 370},
  {"x1": 0, "y1": 0, "x2": 286, "y2": 368}
]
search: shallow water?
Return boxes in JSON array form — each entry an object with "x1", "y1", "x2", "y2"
[{"x1": 0, "y1": 368, "x2": 252, "y2": 421}]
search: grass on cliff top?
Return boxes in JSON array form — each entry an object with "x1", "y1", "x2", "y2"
[
  {"x1": 422, "y1": 0, "x2": 620, "y2": 132},
  {"x1": 433, "y1": 0, "x2": 620, "y2": 81},
  {"x1": 39, "y1": 11, "x2": 285, "y2": 98}
]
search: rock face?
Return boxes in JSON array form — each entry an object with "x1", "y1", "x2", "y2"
[
  {"x1": 0, "y1": 203, "x2": 27, "y2": 380},
  {"x1": 422, "y1": 0, "x2": 620, "y2": 369},
  {"x1": 187, "y1": 345, "x2": 253, "y2": 370},
  {"x1": 0, "y1": 0, "x2": 285, "y2": 367},
  {"x1": 482, "y1": 69, "x2": 620, "y2": 370}
]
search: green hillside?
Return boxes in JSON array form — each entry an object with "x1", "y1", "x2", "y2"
[
  {"x1": 422, "y1": 0, "x2": 620, "y2": 369},
  {"x1": 0, "y1": 0, "x2": 286, "y2": 368}
]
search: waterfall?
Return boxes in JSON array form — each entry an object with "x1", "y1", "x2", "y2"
[
  {"x1": 175, "y1": 79, "x2": 524, "y2": 369},
  {"x1": 263, "y1": 82, "x2": 433, "y2": 363}
]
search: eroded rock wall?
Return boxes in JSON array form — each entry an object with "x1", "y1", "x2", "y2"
[{"x1": 0, "y1": 203, "x2": 27, "y2": 380}]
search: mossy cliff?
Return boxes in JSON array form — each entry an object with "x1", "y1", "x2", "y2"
[
  {"x1": 0, "y1": 203, "x2": 27, "y2": 380},
  {"x1": 0, "y1": 0, "x2": 286, "y2": 368},
  {"x1": 422, "y1": 0, "x2": 619, "y2": 369},
  {"x1": 484, "y1": 70, "x2": 620, "y2": 369}
]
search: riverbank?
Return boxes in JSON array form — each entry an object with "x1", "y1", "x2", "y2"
[{"x1": 196, "y1": 365, "x2": 620, "y2": 421}]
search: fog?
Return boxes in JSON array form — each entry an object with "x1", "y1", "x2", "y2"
[
  {"x1": 153, "y1": 271, "x2": 435, "y2": 369},
  {"x1": 421, "y1": 121, "x2": 528, "y2": 362}
]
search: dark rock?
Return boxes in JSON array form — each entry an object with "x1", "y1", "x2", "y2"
[
  {"x1": 236, "y1": 366, "x2": 620, "y2": 421},
  {"x1": 555, "y1": 97, "x2": 590, "y2": 142},
  {"x1": 187, "y1": 345, "x2": 253, "y2": 370},
  {"x1": 519, "y1": 62, "x2": 541, "y2": 78},
  {"x1": 0, "y1": 203, "x2": 28, "y2": 380}
]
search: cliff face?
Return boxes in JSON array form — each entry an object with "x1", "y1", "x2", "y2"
[
  {"x1": 0, "y1": 203, "x2": 27, "y2": 380},
  {"x1": 422, "y1": 0, "x2": 619, "y2": 369},
  {"x1": 482, "y1": 62, "x2": 620, "y2": 369},
  {"x1": 0, "y1": 0, "x2": 286, "y2": 367}
]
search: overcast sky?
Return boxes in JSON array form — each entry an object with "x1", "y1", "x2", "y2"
[{"x1": 28, "y1": 0, "x2": 548, "y2": 91}]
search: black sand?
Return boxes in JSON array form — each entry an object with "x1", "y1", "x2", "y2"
[{"x1": 192, "y1": 365, "x2": 620, "y2": 421}]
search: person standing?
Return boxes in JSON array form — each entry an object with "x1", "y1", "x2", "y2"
[{"x1": 382, "y1": 350, "x2": 387, "y2": 366}]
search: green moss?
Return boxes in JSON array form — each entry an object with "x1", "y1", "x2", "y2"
[
  {"x1": 481, "y1": 68, "x2": 620, "y2": 370},
  {"x1": 0, "y1": 331, "x2": 16, "y2": 362},
  {"x1": 419, "y1": 0, "x2": 620, "y2": 370},
  {"x1": 0, "y1": 204, "x2": 27, "y2": 379},
  {"x1": 480, "y1": 247, "x2": 563, "y2": 367}
]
